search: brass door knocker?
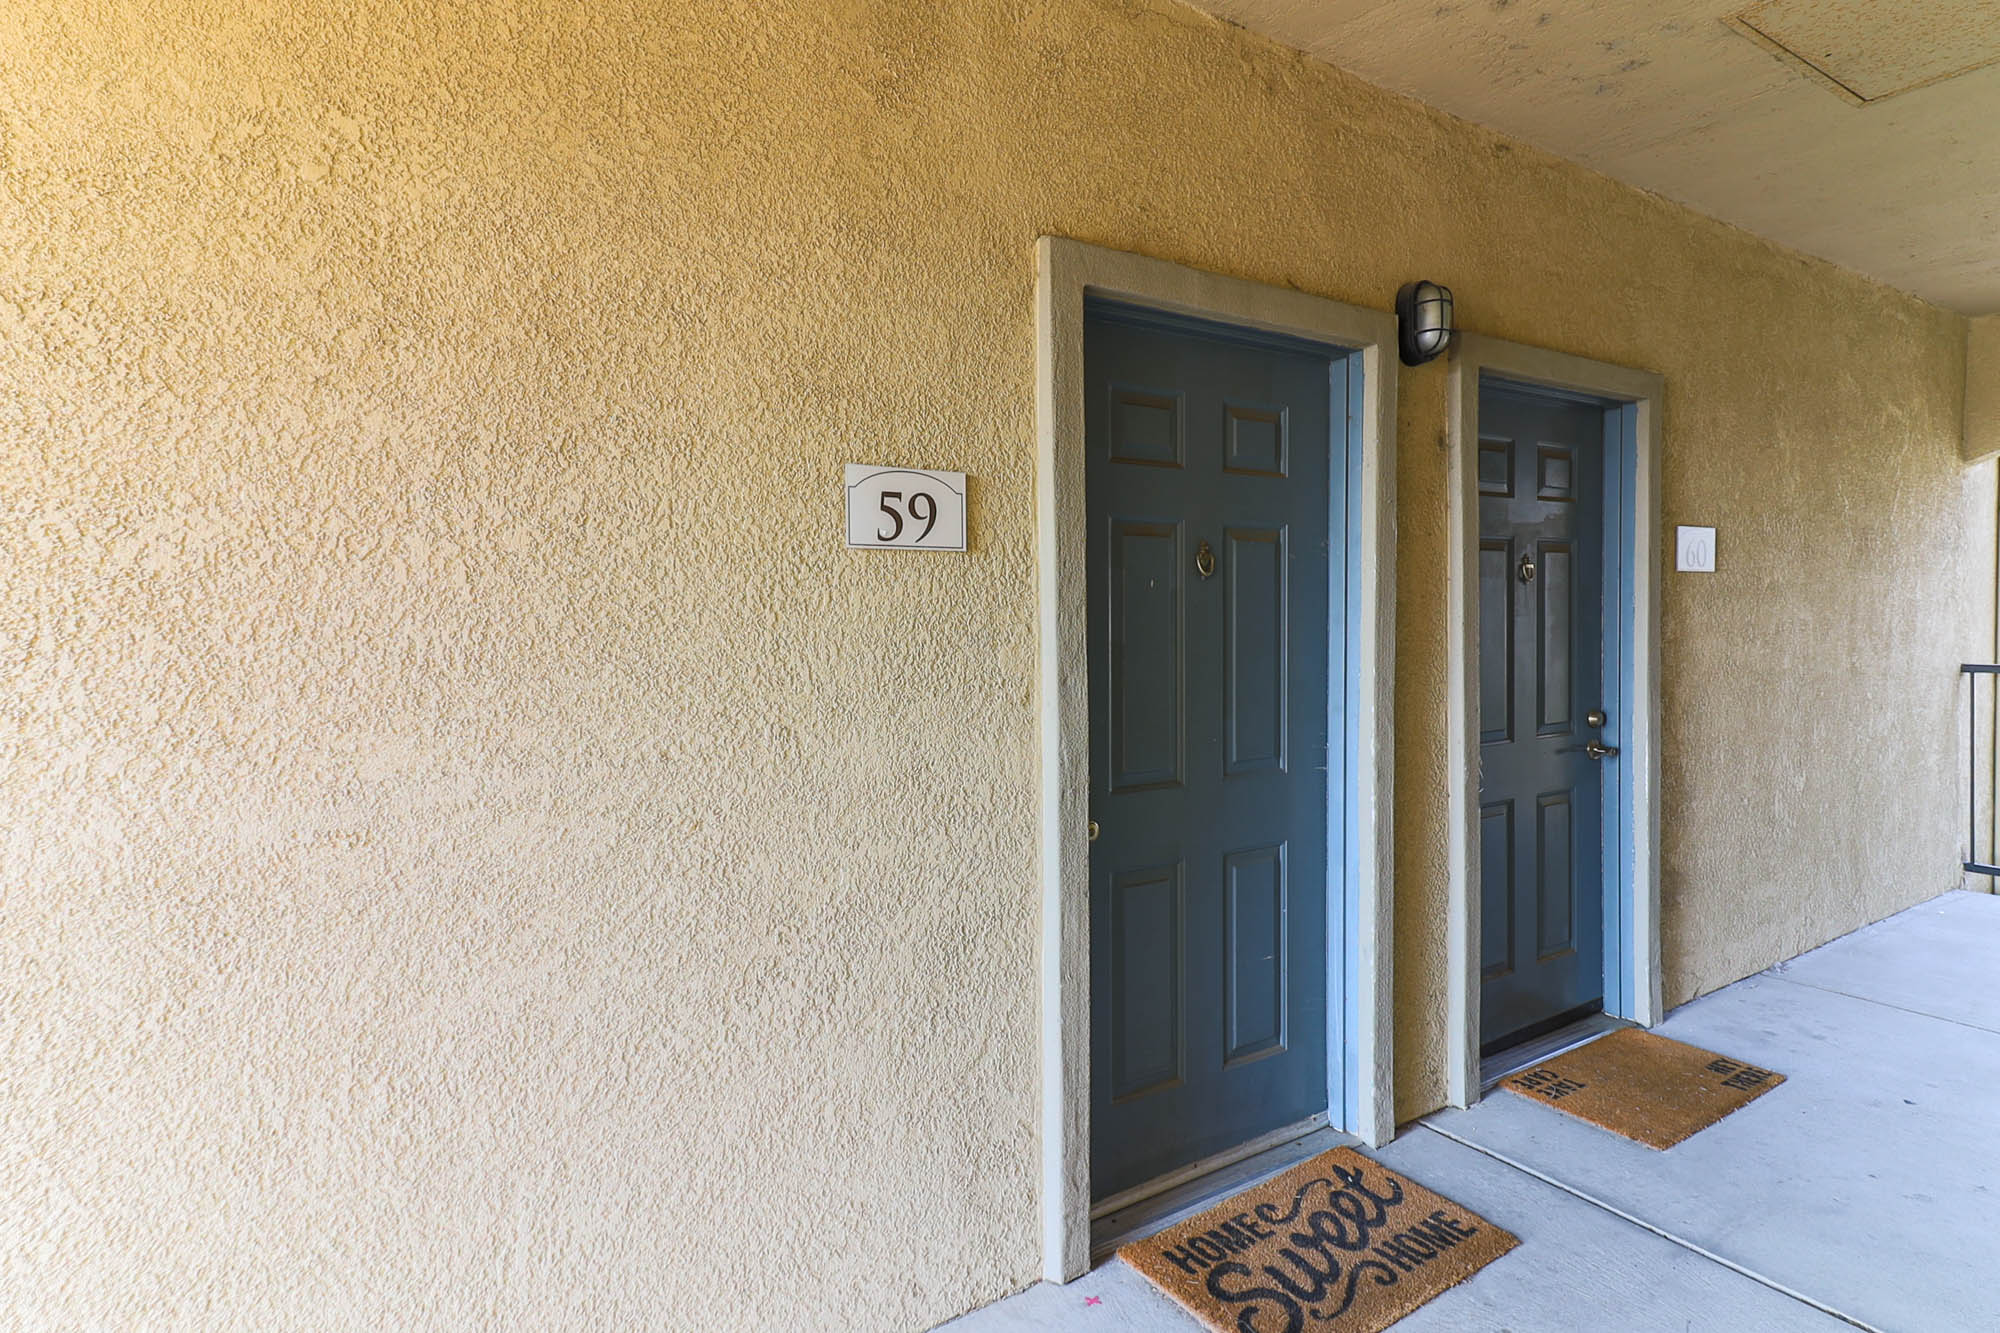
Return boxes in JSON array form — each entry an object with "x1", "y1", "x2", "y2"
[{"x1": 1195, "y1": 539, "x2": 1216, "y2": 579}]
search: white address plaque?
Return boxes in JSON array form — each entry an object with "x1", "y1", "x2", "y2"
[
  {"x1": 844, "y1": 465, "x2": 967, "y2": 552},
  {"x1": 1676, "y1": 525, "x2": 1717, "y2": 573}
]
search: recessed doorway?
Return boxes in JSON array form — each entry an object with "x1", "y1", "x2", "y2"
[
  {"x1": 1446, "y1": 335, "x2": 1665, "y2": 1106},
  {"x1": 1035, "y1": 238, "x2": 1398, "y2": 1281}
]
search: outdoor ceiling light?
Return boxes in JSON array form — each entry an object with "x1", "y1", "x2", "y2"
[{"x1": 1396, "y1": 280, "x2": 1455, "y2": 366}]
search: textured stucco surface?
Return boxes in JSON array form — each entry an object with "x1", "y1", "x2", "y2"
[
  {"x1": 1, "y1": 1, "x2": 1991, "y2": 1329},
  {"x1": 1968, "y1": 316, "x2": 2000, "y2": 463},
  {"x1": 1180, "y1": 0, "x2": 2000, "y2": 313}
]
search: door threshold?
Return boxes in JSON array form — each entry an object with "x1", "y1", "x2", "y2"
[
  {"x1": 1090, "y1": 1113, "x2": 1330, "y2": 1222},
  {"x1": 1089, "y1": 1117, "x2": 1349, "y2": 1262},
  {"x1": 1480, "y1": 1012, "x2": 1630, "y2": 1092}
]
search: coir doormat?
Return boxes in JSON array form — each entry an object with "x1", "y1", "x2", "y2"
[
  {"x1": 1500, "y1": 1027, "x2": 1784, "y2": 1149},
  {"x1": 1118, "y1": 1148, "x2": 1517, "y2": 1333}
]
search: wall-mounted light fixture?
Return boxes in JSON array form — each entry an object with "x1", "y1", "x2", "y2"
[{"x1": 1395, "y1": 280, "x2": 1455, "y2": 366}]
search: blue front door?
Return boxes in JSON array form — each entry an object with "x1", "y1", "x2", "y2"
[
  {"x1": 1477, "y1": 384, "x2": 1608, "y2": 1051},
  {"x1": 1085, "y1": 304, "x2": 1340, "y2": 1201}
]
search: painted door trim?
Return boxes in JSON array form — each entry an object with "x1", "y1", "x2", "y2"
[
  {"x1": 1035, "y1": 237, "x2": 1399, "y2": 1282},
  {"x1": 1444, "y1": 333, "x2": 1665, "y2": 1109}
]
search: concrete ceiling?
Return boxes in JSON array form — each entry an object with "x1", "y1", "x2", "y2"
[{"x1": 1183, "y1": 0, "x2": 2000, "y2": 314}]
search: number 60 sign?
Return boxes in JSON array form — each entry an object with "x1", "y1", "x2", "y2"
[{"x1": 844, "y1": 465, "x2": 968, "y2": 552}]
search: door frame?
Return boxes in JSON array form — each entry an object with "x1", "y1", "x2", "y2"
[
  {"x1": 1444, "y1": 334, "x2": 1665, "y2": 1108},
  {"x1": 1034, "y1": 237, "x2": 1398, "y2": 1281}
]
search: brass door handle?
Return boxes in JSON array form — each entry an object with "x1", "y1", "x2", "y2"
[{"x1": 1584, "y1": 739, "x2": 1620, "y2": 759}]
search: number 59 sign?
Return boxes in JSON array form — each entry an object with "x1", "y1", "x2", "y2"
[{"x1": 844, "y1": 465, "x2": 968, "y2": 552}]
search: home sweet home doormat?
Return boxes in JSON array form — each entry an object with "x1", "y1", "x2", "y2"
[{"x1": 1118, "y1": 1148, "x2": 1517, "y2": 1333}]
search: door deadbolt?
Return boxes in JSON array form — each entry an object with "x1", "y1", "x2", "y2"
[
  {"x1": 1195, "y1": 540, "x2": 1216, "y2": 579},
  {"x1": 1586, "y1": 709, "x2": 1607, "y2": 729},
  {"x1": 1517, "y1": 551, "x2": 1537, "y2": 584}
]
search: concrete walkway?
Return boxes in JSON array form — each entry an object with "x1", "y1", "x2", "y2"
[{"x1": 942, "y1": 890, "x2": 2000, "y2": 1332}]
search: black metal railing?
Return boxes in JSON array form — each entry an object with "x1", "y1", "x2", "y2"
[{"x1": 1964, "y1": 664, "x2": 2000, "y2": 877}]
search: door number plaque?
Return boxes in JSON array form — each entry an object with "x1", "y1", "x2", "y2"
[
  {"x1": 844, "y1": 465, "x2": 968, "y2": 552},
  {"x1": 1676, "y1": 525, "x2": 1716, "y2": 573}
]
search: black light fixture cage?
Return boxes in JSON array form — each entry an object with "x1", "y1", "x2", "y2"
[{"x1": 1396, "y1": 280, "x2": 1455, "y2": 366}]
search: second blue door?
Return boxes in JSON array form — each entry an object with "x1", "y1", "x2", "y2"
[
  {"x1": 1085, "y1": 304, "x2": 1342, "y2": 1201},
  {"x1": 1477, "y1": 384, "x2": 1608, "y2": 1051}
]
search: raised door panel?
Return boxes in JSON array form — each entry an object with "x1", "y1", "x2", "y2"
[
  {"x1": 1478, "y1": 438, "x2": 1513, "y2": 496},
  {"x1": 1225, "y1": 526, "x2": 1287, "y2": 776},
  {"x1": 1109, "y1": 863, "x2": 1185, "y2": 1101},
  {"x1": 1536, "y1": 542, "x2": 1573, "y2": 735},
  {"x1": 1536, "y1": 793, "x2": 1576, "y2": 960},
  {"x1": 1109, "y1": 518, "x2": 1183, "y2": 791},
  {"x1": 1110, "y1": 386, "x2": 1184, "y2": 467},
  {"x1": 1223, "y1": 844, "x2": 1288, "y2": 1065},
  {"x1": 1224, "y1": 402, "x2": 1288, "y2": 477},
  {"x1": 1536, "y1": 445, "x2": 1574, "y2": 501},
  {"x1": 1480, "y1": 802, "x2": 1514, "y2": 981},
  {"x1": 1479, "y1": 539, "x2": 1514, "y2": 745}
]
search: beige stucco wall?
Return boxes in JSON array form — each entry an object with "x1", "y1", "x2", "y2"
[
  {"x1": 1968, "y1": 315, "x2": 2000, "y2": 464},
  {"x1": 2, "y1": 0, "x2": 1991, "y2": 1328}
]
